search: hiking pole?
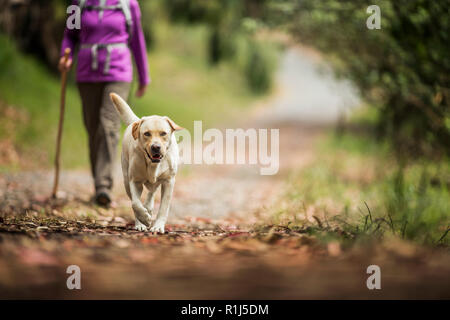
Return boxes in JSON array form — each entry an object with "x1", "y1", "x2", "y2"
[{"x1": 51, "y1": 48, "x2": 71, "y2": 199}]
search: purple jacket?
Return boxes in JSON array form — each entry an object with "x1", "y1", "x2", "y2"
[{"x1": 61, "y1": 0, "x2": 150, "y2": 85}]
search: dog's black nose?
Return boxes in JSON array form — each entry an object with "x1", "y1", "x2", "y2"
[{"x1": 151, "y1": 144, "x2": 161, "y2": 152}]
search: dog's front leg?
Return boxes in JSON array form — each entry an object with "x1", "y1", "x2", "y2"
[
  {"x1": 130, "y1": 181, "x2": 152, "y2": 231},
  {"x1": 150, "y1": 178, "x2": 174, "y2": 234},
  {"x1": 143, "y1": 182, "x2": 158, "y2": 220}
]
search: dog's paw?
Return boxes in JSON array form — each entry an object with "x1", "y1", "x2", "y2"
[
  {"x1": 134, "y1": 219, "x2": 148, "y2": 231},
  {"x1": 135, "y1": 209, "x2": 152, "y2": 227},
  {"x1": 150, "y1": 220, "x2": 165, "y2": 234},
  {"x1": 144, "y1": 206, "x2": 154, "y2": 219}
]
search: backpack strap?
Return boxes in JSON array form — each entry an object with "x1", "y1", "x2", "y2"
[{"x1": 119, "y1": 0, "x2": 133, "y2": 41}]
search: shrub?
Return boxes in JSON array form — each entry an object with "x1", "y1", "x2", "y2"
[{"x1": 245, "y1": 41, "x2": 273, "y2": 93}]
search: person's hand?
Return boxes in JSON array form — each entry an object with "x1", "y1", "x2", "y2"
[
  {"x1": 135, "y1": 83, "x2": 147, "y2": 98},
  {"x1": 58, "y1": 56, "x2": 72, "y2": 73}
]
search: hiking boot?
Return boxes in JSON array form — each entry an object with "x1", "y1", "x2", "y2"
[{"x1": 95, "y1": 190, "x2": 112, "y2": 208}]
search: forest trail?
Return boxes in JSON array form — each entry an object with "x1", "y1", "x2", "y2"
[{"x1": 1, "y1": 47, "x2": 448, "y2": 299}]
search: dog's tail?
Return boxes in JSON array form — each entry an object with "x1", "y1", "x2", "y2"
[{"x1": 110, "y1": 93, "x2": 139, "y2": 126}]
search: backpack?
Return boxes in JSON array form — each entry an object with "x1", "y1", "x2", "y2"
[{"x1": 78, "y1": 0, "x2": 133, "y2": 41}]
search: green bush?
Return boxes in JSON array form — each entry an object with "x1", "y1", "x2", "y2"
[
  {"x1": 208, "y1": 27, "x2": 237, "y2": 65},
  {"x1": 245, "y1": 41, "x2": 273, "y2": 93},
  {"x1": 163, "y1": 0, "x2": 277, "y2": 93}
]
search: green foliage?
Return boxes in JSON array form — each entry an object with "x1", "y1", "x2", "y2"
[
  {"x1": 277, "y1": 129, "x2": 449, "y2": 246},
  {"x1": 164, "y1": 0, "x2": 242, "y2": 63},
  {"x1": 269, "y1": 0, "x2": 450, "y2": 156},
  {"x1": 0, "y1": 35, "x2": 85, "y2": 168},
  {"x1": 162, "y1": 0, "x2": 277, "y2": 93},
  {"x1": 245, "y1": 41, "x2": 274, "y2": 93},
  {"x1": 208, "y1": 27, "x2": 236, "y2": 65}
]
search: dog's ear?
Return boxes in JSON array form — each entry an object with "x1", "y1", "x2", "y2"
[
  {"x1": 165, "y1": 117, "x2": 183, "y2": 132},
  {"x1": 132, "y1": 120, "x2": 142, "y2": 140}
]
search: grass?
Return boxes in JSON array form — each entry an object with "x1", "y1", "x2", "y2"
[
  {"x1": 273, "y1": 110, "x2": 450, "y2": 247},
  {"x1": 0, "y1": 21, "x2": 270, "y2": 170},
  {"x1": 0, "y1": 36, "x2": 84, "y2": 169}
]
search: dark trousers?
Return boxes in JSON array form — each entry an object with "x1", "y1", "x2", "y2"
[{"x1": 77, "y1": 82, "x2": 131, "y2": 194}]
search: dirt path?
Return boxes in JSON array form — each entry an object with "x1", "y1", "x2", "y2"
[{"x1": 1, "y1": 47, "x2": 449, "y2": 299}]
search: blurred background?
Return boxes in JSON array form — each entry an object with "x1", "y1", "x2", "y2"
[{"x1": 0, "y1": 0, "x2": 448, "y2": 298}]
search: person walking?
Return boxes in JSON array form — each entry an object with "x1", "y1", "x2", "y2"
[{"x1": 59, "y1": 0, "x2": 150, "y2": 207}]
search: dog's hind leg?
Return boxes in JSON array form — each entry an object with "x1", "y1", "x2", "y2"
[{"x1": 129, "y1": 181, "x2": 152, "y2": 231}]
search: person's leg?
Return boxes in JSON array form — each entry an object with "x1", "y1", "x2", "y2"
[
  {"x1": 94, "y1": 82, "x2": 131, "y2": 205},
  {"x1": 77, "y1": 82, "x2": 103, "y2": 186}
]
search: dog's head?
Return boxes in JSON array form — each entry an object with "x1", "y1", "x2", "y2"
[{"x1": 132, "y1": 116, "x2": 183, "y2": 163}]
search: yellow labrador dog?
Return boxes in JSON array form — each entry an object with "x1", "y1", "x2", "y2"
[{"x1": 110, "y1": 93, "x2": 182, "y2": 233}]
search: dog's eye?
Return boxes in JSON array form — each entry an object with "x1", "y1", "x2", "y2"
[
  {"x1": 144, "y1": 132, "x2": 151, "y2": 137},
  {"x1": 160, "y1": 132, "x2": 167, "y2": 137}
]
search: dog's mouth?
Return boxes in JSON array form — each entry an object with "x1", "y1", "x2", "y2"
[{"x1": 145, "y1": 149, "x2": 162, "y2": 163}]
